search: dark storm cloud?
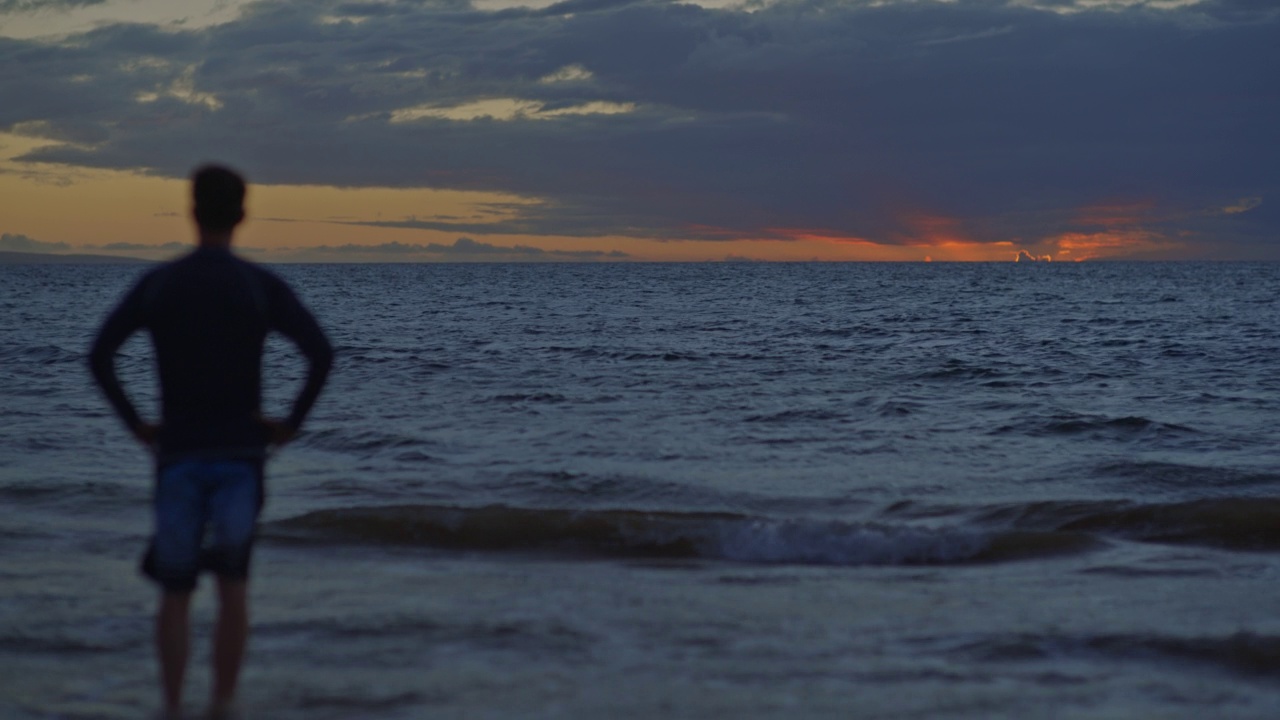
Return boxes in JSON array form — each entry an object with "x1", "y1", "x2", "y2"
[{"x1": 3, "y1": 0, "x2": 1278, "y2": 247}]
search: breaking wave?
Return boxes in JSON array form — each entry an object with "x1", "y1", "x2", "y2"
[
  {"x1": 266, "y1": 504, "x2": 1095, "y2": 566},
  {"x1": 267, "y1": 495, "x2": 1280, "y2": 566}
]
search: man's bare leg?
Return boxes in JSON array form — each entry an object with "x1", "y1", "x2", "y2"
[
  {"x1": 156, "y1": 591, "x2": 193, "y2": 715},
  {"x1": 211, "y1": 577, "x2": 249, "y2": 712}
]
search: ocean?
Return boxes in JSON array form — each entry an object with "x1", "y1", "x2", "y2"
[{"x1": 2, "y1": 261, "x2": 1280, "y2": 719}]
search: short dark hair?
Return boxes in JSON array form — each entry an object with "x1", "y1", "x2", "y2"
[{"x1": 191, "y1": 164, "x2": 246, "y2": 231}]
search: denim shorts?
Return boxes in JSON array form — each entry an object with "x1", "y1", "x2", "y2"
[{"x1": 142, "y1": 459, "x2": 264, "y2": 593}]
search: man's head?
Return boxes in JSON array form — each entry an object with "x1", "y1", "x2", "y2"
[{"x1": 192, "y1": 164, "x2": 246, "y2": 233}]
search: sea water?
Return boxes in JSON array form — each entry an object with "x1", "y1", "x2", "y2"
[{"x1": 2, "y1": 261, "x2": 1280, "y2": 719}]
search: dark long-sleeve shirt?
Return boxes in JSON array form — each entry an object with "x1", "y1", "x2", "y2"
[{"x1": 89, "y1": 246, "x2": 333, "y2": 463}]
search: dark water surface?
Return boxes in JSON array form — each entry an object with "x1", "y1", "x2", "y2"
[{"x1": 3, "y1": 262, "x2": 1280, "y2": 718}]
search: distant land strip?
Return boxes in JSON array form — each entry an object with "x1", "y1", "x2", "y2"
[{"x1": 0, "y1": 251, "x2": 149, "y2": 265}]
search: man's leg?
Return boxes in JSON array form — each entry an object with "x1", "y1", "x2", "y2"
[
  {"x1": 156, "y1": 590, "x2": 193, "y2": 715},
  {"x1": 150, "y1": 461, "x2": 205, "y2": 716},
  {"x1": 206, "y1": 460, "x2": 261, "y2": 714},
  {"x1": 212, "y1": 576, "x2": 249, "y2": 709}
]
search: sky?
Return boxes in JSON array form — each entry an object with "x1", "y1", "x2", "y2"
[{"x1": 0, "y1": 0, "x2": 1276, "y2": 262}]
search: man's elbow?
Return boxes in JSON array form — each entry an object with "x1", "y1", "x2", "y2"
[
  {"x1": 86, "y1": 343, "x2": 111, "y2": 386},
  {"x1": 312, "y1": 344, "x2": 335, "y2": 377}
]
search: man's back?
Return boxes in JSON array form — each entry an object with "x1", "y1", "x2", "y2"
[{"x1": 90, "y1": 246, "x2": 331, "y2": 461}]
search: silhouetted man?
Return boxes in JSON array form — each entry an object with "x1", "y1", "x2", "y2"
[{"x1": 89, "y1": 164, "x2": 333, "y2": 719}]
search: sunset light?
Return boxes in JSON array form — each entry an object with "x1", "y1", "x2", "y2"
[{"x1": 0, "y1": 0, "x2": 1272, "y2": 262}]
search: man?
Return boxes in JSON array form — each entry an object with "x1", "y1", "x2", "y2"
[{"x1": 89, "y1": 164, "x2": 333, "y2": 719}]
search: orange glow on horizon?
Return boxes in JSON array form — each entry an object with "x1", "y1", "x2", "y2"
[
  {"x1": 893, "y1": 212, "x2": 1020, "y2": 261},
  {"x1": 894, "y1": 212, "x2": 1021, "y2": 261},
  {"x1": 1042, "y1": 197, "x2": 1188, "y2": 260},
  {"x1": 1075, "y1": 199, "x2": 1157, "y2": 228},
  {"x1": 899, "y1": 213, "x2": 971, "y2": 246},
  {"x1": 751, "y1": 218, "x2": 1035, "y2": 262},
  {"x1": 0, "y1": 133, "x2": 1206, "y2": 263},
  {"x1": 750, "y1": 224, "x2": 1020, "y2": 261},
  {"x1": 1047, "y1": 229, "x2": 1179, "y2": 261},
  {"x1": 764, "y1": 227, "x2": 879, "y2": 246}
]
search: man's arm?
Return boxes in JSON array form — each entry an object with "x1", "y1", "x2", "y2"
[
  {"x1": 266, "y1": 280, "x2": 334, "y2": 443},
  {"x1": 87, "y1": 282, "x2": 155, "y2": 446}
]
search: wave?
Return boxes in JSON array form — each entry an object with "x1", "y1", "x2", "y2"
[
  {"x1": 0, "y1": 633, "x2": 138, "y2": 655},
  {"x1": 485, "y1": 392, "x2": 569, "y2": 404},
  {"x1": 916, "y1": 364, "x2": 1007, "y2": 382},
  {"x1": 1093, "y1": 460, "x2": 1280, "y2": 493},
  {"x1": 265, "y1": 504, "x2": 1098, "y2": 566},
  {"x1": 0, "y1": 480, "x2": 138, "y2": 505},
  {"x1": 969, "y1": 497, "x2": 1280, "y2": 550},
  {"x1": 942, "y1": 631, "x2": 1280, "y2": 678},
  {"x1": 297, "y1": 428, "x2": 425, "y2": 454},
  {"x1": 990, "y1": 412, "x2": 1200, "y2": 442},
  {"x1": 743, "y1": 408, "x2": 849, "y2": 423},
  {"x1": 0, "y1": 344, "x2": 83, "y2": 364},
  {"x1": 266, "y1": 494, "x2": 1280, "y2": 566}
]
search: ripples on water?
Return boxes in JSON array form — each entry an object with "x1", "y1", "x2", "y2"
[
  {"x1": 6, "y1": 261, "x2": 1280, "y2": 562},
  {"x1": 279, "y1": 262, "x2": 1280, "y2": 508},
  {"x1": 3, "y1": 261, "x2": 1280, "y2": 718}
]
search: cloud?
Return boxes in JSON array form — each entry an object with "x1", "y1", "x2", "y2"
[
  {"x1": 1, "y1": 0, "x2": 1277, "y2": 255},
  {"x1": 1046, "y1": 229, "x2": 1181, "y2": 261},
  {"x1": 1221, "y1": 196, "x2": 1262, "y2": 215},
  {"x1": 0, "y1": 231, "x2": 70, "y2": 252},
  {"x1": 308, "y1": 237, "x2": 629, "y2": 259},
  {"x1": 0, "y1": 0, "x2": 107, "y2": 13},
  {"x1": 319, "y1": 240, "x2": 429, "y2": 255},
  {"x1": 85, "y1": 241, "x2": 188, "y2": 251},
  {"x1": 383, "y1": 98, "x2": 635, "y2": 123}
]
